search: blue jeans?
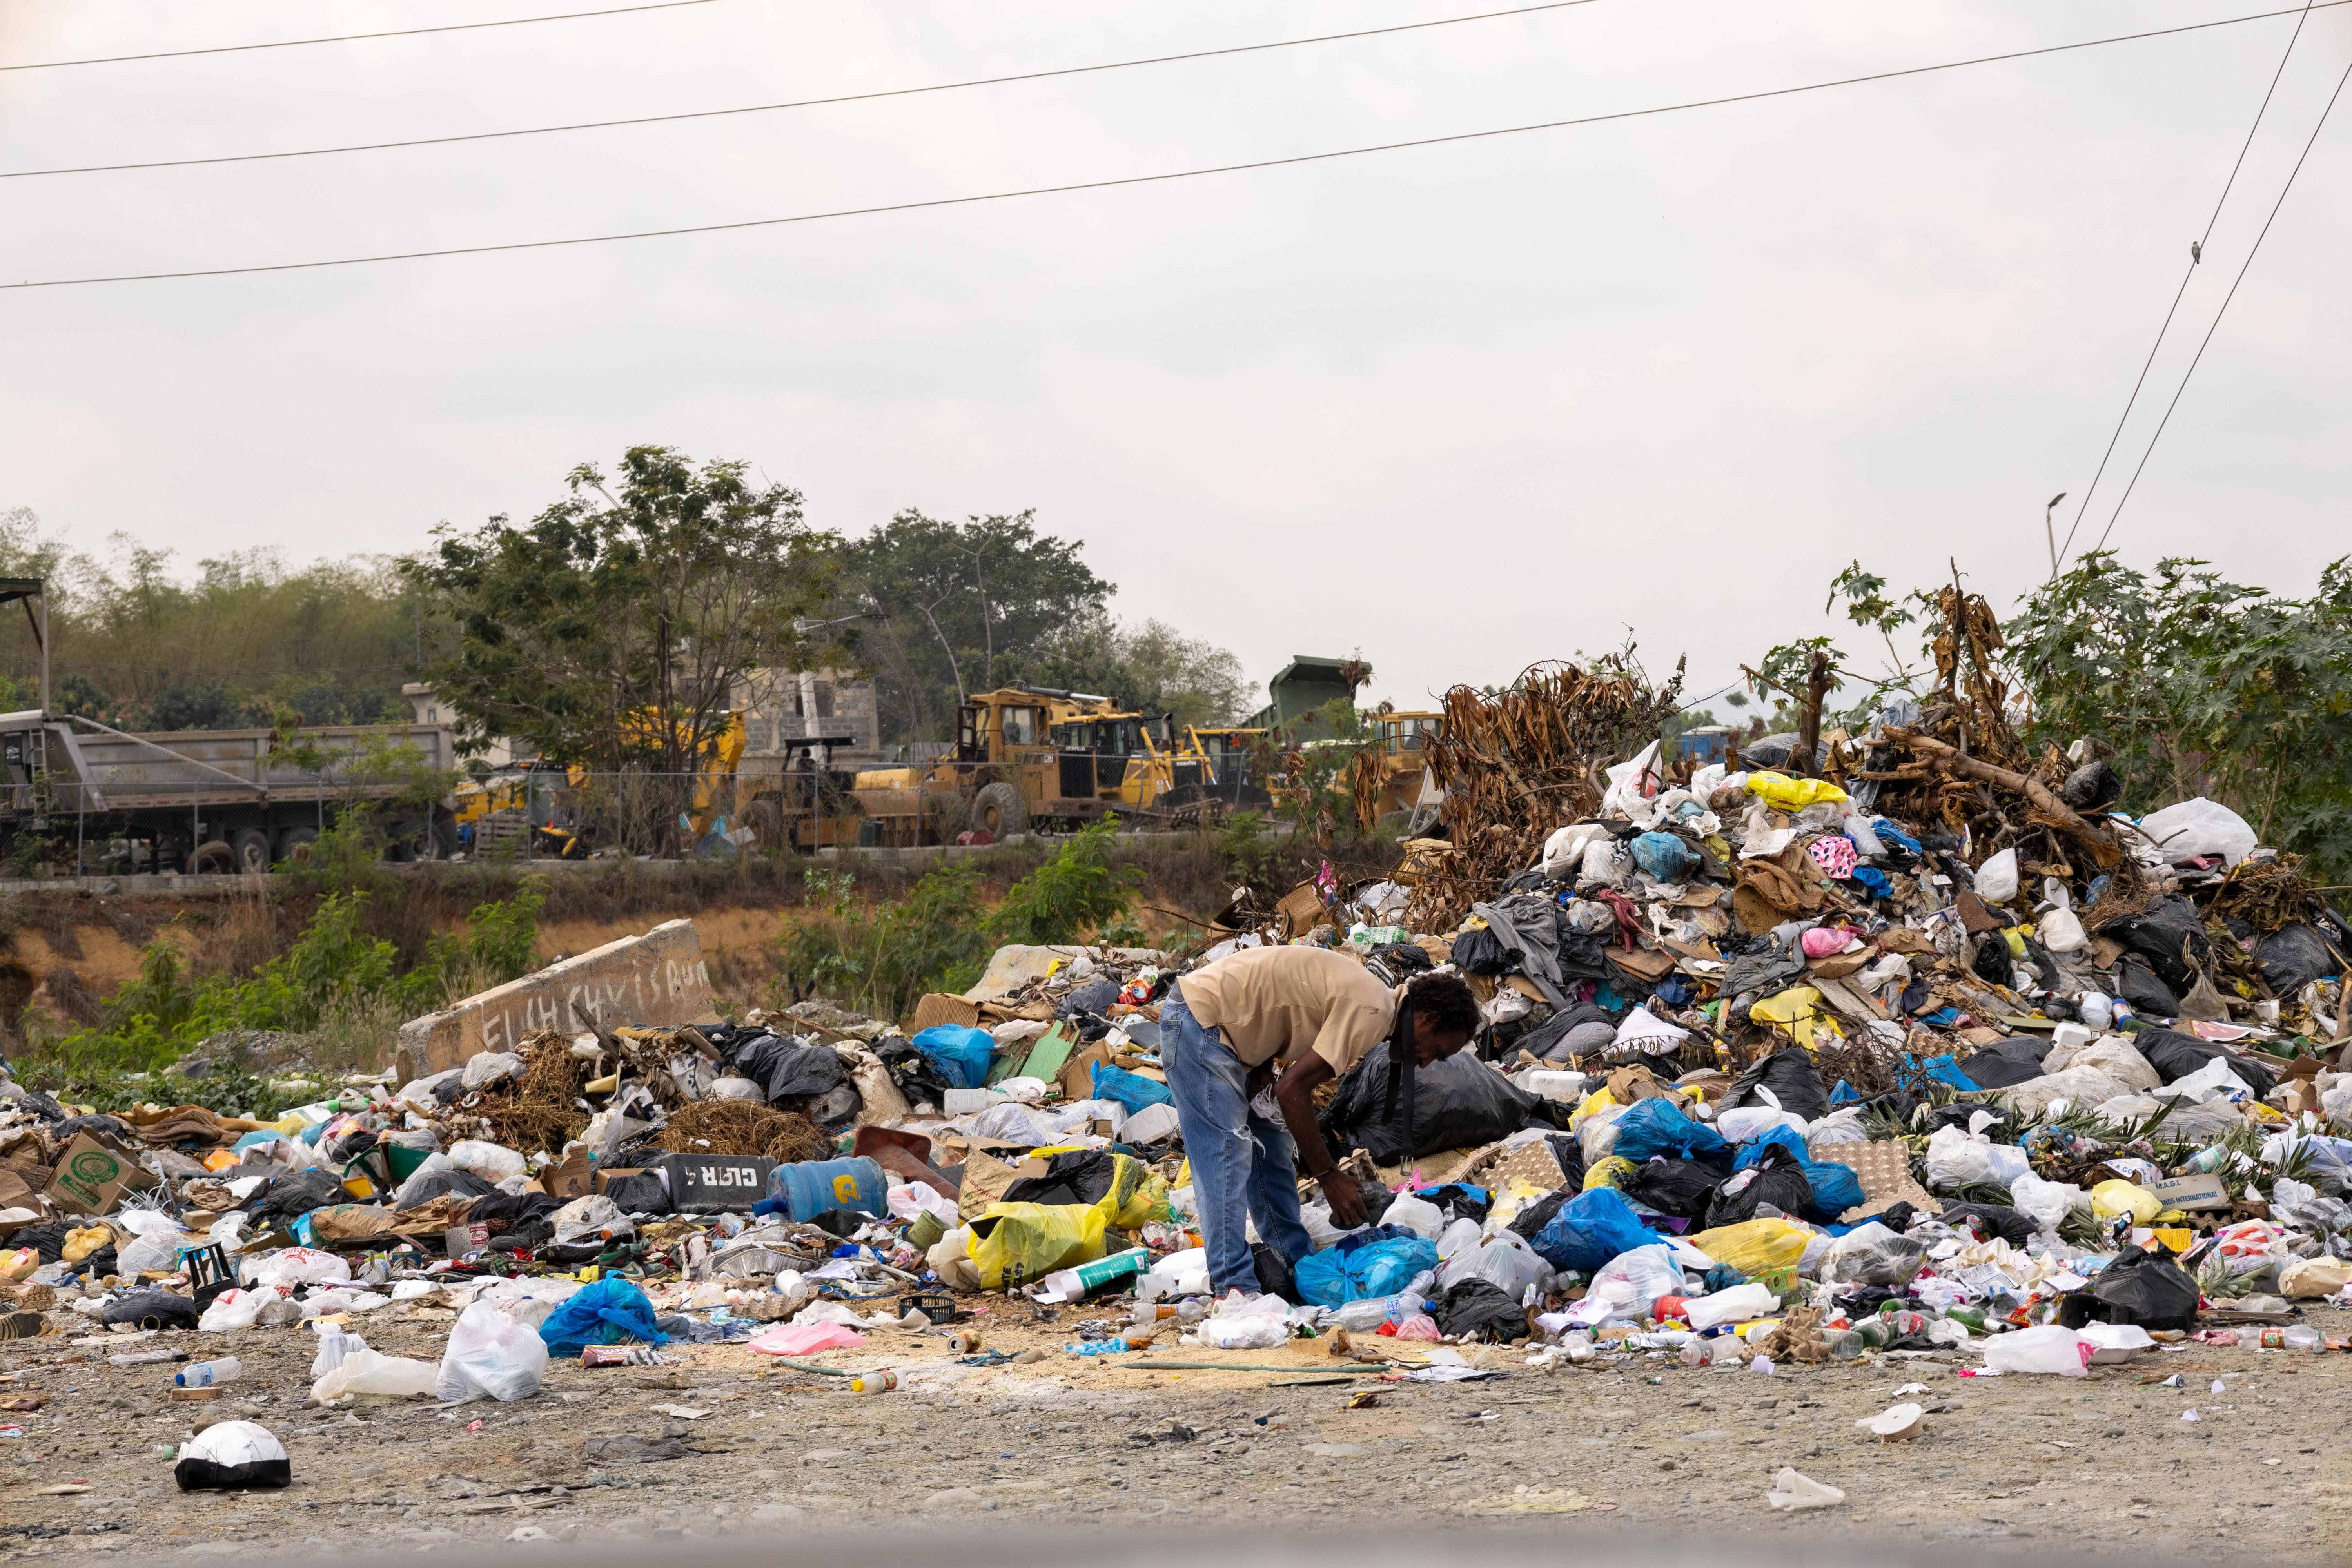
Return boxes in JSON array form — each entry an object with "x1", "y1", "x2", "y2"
[{"x1": 1160, "y1": 994, "x2": 1316, "y2": 1296}]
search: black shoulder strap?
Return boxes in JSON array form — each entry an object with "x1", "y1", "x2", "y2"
[{"x1": 1381, "y1": 1005, "x2": 1418, "y2": 1153}]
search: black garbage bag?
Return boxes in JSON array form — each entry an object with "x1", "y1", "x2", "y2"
[
  {"x1": 1004, "y1": 1150, "x2": 1125, "y2": 1208},
  {"x1": 2110, "y1": 896, "x2": 2211, "y2": 993},
  {"x1": 466, "y1": 1190, "x2": 566, "y2": 1228},
  {"x1": 874, "y1": 1036, "x2": 956, "y2": 1108},
  {"x1": 2113, "y1": 955, "x2": 2181, "y2": 1017},
  {"x1": 6, "y1": 1223, "x2": 69, "y2": 1263},
  {"x1": 1450, "y1": 927, "x2": 1515, "y2": 976},
  {"x1": 1971, "y1": 931, "x2": 2014, "y2": 985},
  {"x1": 1516, "y1": 1002, "x2": 1614, "y2": 1063},
  {"x1": 1958, "y1": 1037, "x2": 2051, "y2": 1090},
  {"x1": 2136, "y1": 1029, "x2": 2278, "y2": 1098},
  {"x1": 394, "y1": 1167, "x2": 497, "y2": 1209},
  {"x1": 598, "y1": 1170, "x2": 673, "y2": 1216},
  {"x1": 1058, "y1": 979, "x2": 1121, "y2": 1019},
  {"x1": 2060, "y1": 760, "x2": 2122, "y2": 813},
  {"x1": 1508, "y1": 1187, "x2": 1573, "y2": 1243},
  {"x1": 1700, "y1": 1143, "x2": 1816, "y2": 1230},
  {"x1": 1251, "y1": 1241, "x2": 1299, "y2": 1303},
  {"x1": 1319, "y1": 1043, "x2": 1548, "y2": 1165},
  {"x1": 1717, "y1": 1047, "x2": 1829, "y2": 1121},
  {"x1": 2258, "y1": 925, "x2": 2336, "y2": 997},
  {"x1": 252, "y1": 1167, "x2": 348, "y2": 1225},
  {"x1": 1544, "y1": 1132, "x2": 1588, "y2": 1190},
  {"x1": 2058, "y1": 1245, "x2": 2200, "y2": 1332},
  {"x1": 729, "y1": 1033, "x2": 848, "y2": 1102},
  {"x1": 1436, "y1": 1278, "x2": 1530, "y2": 1341},
  {"x1": 1937, "y1": 1202, "x2": 2035, "y2": 1247},
  {"x1": 1625, "y1": 1156, "x2": 1721, "y2": 1220},
  {"x1": 102, "y1": 1290, "x2": 200, "y2": 1330}
]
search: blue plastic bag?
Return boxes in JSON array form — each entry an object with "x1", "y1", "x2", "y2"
[
  {"x1": 1611, "y1": 1099, "x2": 1729, "y2": 1164},
  {"x1": 1803, "y1": 1159, "x2": 1864, "y2": 1218},
  {"x1": 1631, "y1": 831, "x2": 1700, "y2": 883},
  {"x1": 910, "y1": 1025, "x2": 995, "y2": 1091},
  {"x1": 1529, "y1": 1186, "x2": 1657, "y2": 1274},
  {"x1": 1088, "y1": 1062, "x2": 1175, "y2": 1114},
  {"x1": 1292, "y1": 1225, "x2": 1440, "y2": 1306},
  {"x1": 1735, "y1": 1125, "x2": 1809, "y2": 1169},
  {"x1": 537, "y1": 1277, "x2": 669, "y2": 1359}
]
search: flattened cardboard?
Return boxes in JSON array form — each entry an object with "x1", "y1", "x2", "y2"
[
  {"x1": 41, "y1": 1132, "x2": 158, "y2": 1216},
  {"x1": 911, "y1": 992, "x2": 982, "y2": 1033},
  {"x1": 2148, "y1": 1173, "x2": 2231, "y2": 1212}
]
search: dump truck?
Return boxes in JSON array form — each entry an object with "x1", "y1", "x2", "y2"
[{"x1": 0, "y1": 709, "x2": 460, "y2": 875}]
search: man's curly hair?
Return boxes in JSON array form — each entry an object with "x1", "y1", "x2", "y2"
[{"x1": 1403, "y1": 972, "x2": 1480, "y2": 1040}]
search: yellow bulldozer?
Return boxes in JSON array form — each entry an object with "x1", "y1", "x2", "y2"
[{"x1": 850, "y1": 686, "x2": 1226, "y2": 843}]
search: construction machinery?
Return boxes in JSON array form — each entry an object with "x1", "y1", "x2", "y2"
[
  {"x1": 848, "y1": 685, "x2": 1227, "y2": 843},
  {"x1": 1186, "y1": 726, "x2": 1273, "y2": 811},
  {"x1": 1350, "y1": 708, "x2": 1445, "y2": 831}
]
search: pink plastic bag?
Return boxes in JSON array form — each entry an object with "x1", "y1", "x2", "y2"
[
  {"x1": 748, "y1": 1322, "x2": 867, "y2": 1356},
  {"x1": 1391, "y1": 1314, "x2": 1441, "y2": 1341}
]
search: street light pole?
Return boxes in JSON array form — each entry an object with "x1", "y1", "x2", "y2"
[{"x1": 2043, "y1": 491, "x2": 2069, "y2": 578}]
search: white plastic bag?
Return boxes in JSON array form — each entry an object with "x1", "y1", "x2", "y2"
[
  {"x1": 1764, "y1": 1467, "x2": 1846, "y2": 1512},
  {"x1": 436, "y1": 1301, "x2": 549, "y2": 1403},
  {"x1": 1586, "y1": 1243, "x2": 1684, "y2": 1321},
  {"x1": 310, "y1": 1325, "x2": 367, "y2": 1378},
  {"x1": 1819, "y1": 1223, "x2": 1928, "y2": 1286},
  {"x1": 1541, "y1": 822, "x2": 1612, "y2": 880},
  {"x1": 1980, "y1": 1323, "x2": 2089, "y2": 1377},
  {"x1": 2010, "y1": 1173, "x2": 2089, "y2": 1233},
  {"x1": 2038, "y1": 907, "x2": 2088, "y2": 954},
  {"x1": 311, "y1": 1349, "x2": 438, "y2": 1403},
  {"x1": 1974, "y1": 848, "x2": 2020, "y2": 904},
  {"x1": 2139, "y1": 797, "x2": 2258, "y2": 867},
  {"x1": 1438, "y1": 1232, "x2": 1548, "y2": 1302},
  {"x1": 1380, "y1": 1194, "x2": 1445, "y2": 1241},
  {"x1": 446, "y1": 1140, "x2": 528, "y2": 1183},
  {"x1": 461, "y1": 1050, "x2": 526, "y2": 1090},
  {"x1": 199, "y1": 1289, "x2": 270, "y2": 1333},
  {"x1": 116, "y1": 1229, "x2": 198, "y2": 1277},
  {"x1": 1924, "y1": 1126, "x2": 2031, "y2": 1190},
  {"x1": 1198, "y1": 1293, "x2": 1292, "y2": 1351},
  {"x1": 243, "y1": 1248, "x2": 352, "y2": 1290},
  {"x1": 1685, "y1": 1281, "x2": 1776, "y2": 1330}
]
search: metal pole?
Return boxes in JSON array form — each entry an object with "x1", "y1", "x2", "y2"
[{"x1": 39, "y1": 591, "x2": 49, "y2": 717}]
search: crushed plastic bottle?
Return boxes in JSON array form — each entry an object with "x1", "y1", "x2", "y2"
[{"x1": 1330, "y1": 1290, "x2": 1427, "y2": 1333}]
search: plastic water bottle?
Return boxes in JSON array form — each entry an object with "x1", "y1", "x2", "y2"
[
  {"x1": 175, "y1": 1357, "x2": 240, "y2": 1388},
  {"x1": 1330, "y1": 1291, "x2": 1426, "y2": 1333},
  {"x1": 848, "y1": 1370, "x2": 899, "y2": 1394}
]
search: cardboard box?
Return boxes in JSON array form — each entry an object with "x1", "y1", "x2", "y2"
[
  {"x1": 544, "y1": 1148, "x2": 595, "y2": 1200},
  {"x1": 911, "y1": 992, "x2": 982, "y2": 1033},
  {"x1": 41, "y1": 1132, "x2": 158, "y2": 1216},
  {"x1": 2149, "y1": 1173, "x2": 2231, "y2": 1212},
  {"x1": 661, "y1": 1152, "x2": 775, "y2": 1211}
]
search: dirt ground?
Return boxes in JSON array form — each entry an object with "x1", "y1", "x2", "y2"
[{"x1": 8, "y1": 1298, "x2": 2352, "y2": 1560}]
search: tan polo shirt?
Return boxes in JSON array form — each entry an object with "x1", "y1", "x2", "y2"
[{"x1": 1175, "y1": 945, "x2": 1399, "y2": 1074}]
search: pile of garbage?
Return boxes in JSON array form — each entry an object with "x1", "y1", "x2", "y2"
[{"x1": 5, "y1": 683, "x2": 2352, "y2": 1492}]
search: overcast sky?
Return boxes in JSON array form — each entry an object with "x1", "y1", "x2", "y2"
[{"x1": 2, "y1": 0, "x2": 2347, "y2": 718}]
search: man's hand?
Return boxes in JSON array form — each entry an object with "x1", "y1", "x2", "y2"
[{"x1": 1319, "y1": 1168, "x2": 1368, "y2": 1229}]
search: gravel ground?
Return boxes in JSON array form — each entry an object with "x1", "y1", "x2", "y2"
[{"x1": 7, "y1": 1301, "x2": 2352, "y2": 1559}]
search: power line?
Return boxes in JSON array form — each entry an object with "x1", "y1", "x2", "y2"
[
  {"x1": 0, "y1": 0, "x2": 726, "y2": 74},
  {"x1": 2053, "y1": 0, "x2": 2318, "y2": 570},
  {"x1": 7, "y1": 4, "x2": 2343, "y2": 293},
  {"x1": 2090, "y1": 47, "x2": 2351, "y2": 554},
  {"x1": 2, "y1": 0, "x2": 1611, "y2": 182}
]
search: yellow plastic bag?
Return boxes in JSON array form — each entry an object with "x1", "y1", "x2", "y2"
[
  {"x1": 1751, "y1": 986, "x2": 1842, "y2": 1050},
  {"x1": 2090, "y1": 1180, "x2": 2160, "y2": 1224},
  {"x1": 1569, "y1": 1088, "x2": 1619, "y2": 1130},
  {"x1": 1745, "y1": 772, "x2": 1849, "y2": 811},
  {"x1": 62, "y1": 1225, "x2": 112, "y2": 1263},
  {"x1": 1582, "y1": 1156, "x2": 1639, "y2": 1192},
  {"x1": 1690, "y1": 1217, "x2": 1814, "y2": 1277},
  {"x1": 1100, "y1": 1153, "x2": 1172, "y2": 1230},
  {"x1": 967, "y1": 1199, "x2": 1111, "y2": 1291}
]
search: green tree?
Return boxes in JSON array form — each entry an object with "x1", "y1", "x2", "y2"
[
  {"x1": 402, "y1": 447, "x2": 842, "y2": 836},
  {"x1": 833, "y1": 509, "x2": 1112, "y2": 742},
  {"x1": 2006, "y1": 552, "x2": 2352, "y2": 877}
]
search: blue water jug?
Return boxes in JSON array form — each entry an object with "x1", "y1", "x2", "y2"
[{"x1": 764, "y1": 1156, "x2": 890, "y2": 1222}]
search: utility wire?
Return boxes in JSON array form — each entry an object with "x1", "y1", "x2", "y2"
[
  {"x1": 2053, "y1": 0, "x2": 2318, "y2": 570},
  {"x1": 2089, "y1": 46, "x2": 2351, "y2": 554},
  {"x1": 1, "y1": 0, "x2": 1611, "y2": 181},
  {"x1": 7, "y1": 3, "x2": 2344, "y2": 293},
  {"x1": 0, "y1": 0, "x2": 726, "y2": 74}
]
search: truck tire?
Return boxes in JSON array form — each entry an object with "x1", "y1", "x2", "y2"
[
  {"x1": 970, "y1": 781, "x2": 1030, "y2": 839},
  {"x1": 187, "y1": 840, "x2": 236, "y2": 875},
  {"x1": 276, "y1": 826, "x2": 319, "y2": 865},
  {"x1": 229, "y1": 828, "x2": 272, "y2": 875}
]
